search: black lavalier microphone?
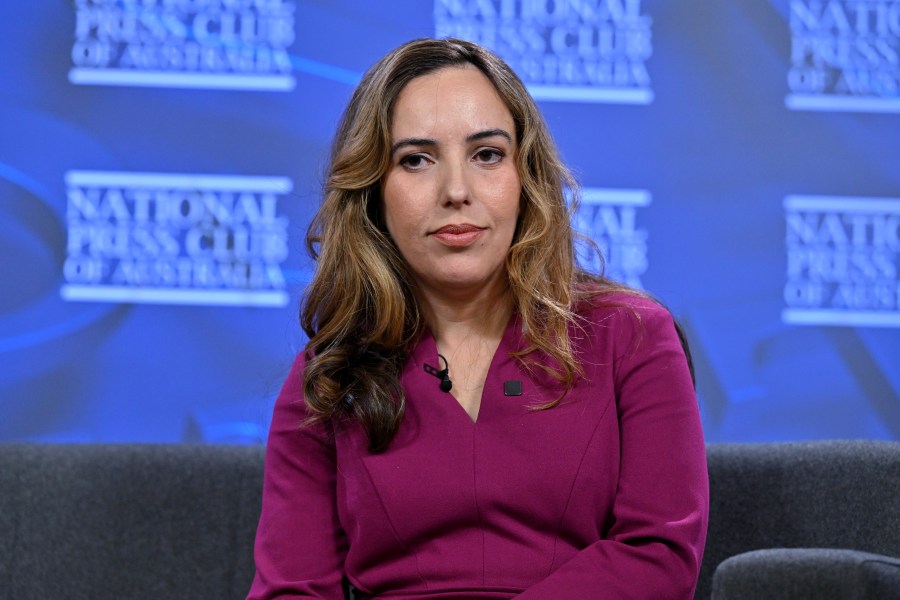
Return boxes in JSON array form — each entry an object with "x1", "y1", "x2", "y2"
[{"x1": 423, "y1": 353, "x2": 453, "y2": 393}]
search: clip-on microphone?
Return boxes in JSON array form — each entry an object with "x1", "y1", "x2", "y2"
[{"x1": 423, "y1": 353, "x2": 453, "y2": 393}]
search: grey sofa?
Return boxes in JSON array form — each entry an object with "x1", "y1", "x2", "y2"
[
  {"x1": 1, "y1": 440, "x2": 898, "y2": 599},
  {"x1": 702, "y1": 441, "x2": 900, "y2": 599},
  {"x1": 0, "y1": 444, "x2": 263, "y2": 600}
]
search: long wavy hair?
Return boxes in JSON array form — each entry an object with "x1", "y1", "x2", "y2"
[{"x1": 302, "y1": 38, "x2": 634, "y2": 452}]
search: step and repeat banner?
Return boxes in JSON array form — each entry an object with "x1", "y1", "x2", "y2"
[{"x1": 1, "y1": 0, "x2": 898, "y2": 443}]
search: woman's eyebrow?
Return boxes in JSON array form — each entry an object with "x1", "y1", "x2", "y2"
[
  {"x1": 391, "y1": 129, "x2": 513, "y2": 156},
  {"x1": 466, "y1": 128, "x2": 512, "y2": 143},
  {"x1": 391, "y1": 137, "x2": 435, "y2": 156}
]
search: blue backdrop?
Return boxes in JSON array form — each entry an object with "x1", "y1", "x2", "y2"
[{"x1": 2, "y1": 0, "x2": 898, "y2": 444}]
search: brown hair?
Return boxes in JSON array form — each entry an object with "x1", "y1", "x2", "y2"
[{"x1": 302, "y1": 38, "x2": 633, "y2": 452}]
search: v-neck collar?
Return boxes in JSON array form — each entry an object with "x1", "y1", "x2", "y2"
[{"x1": 405, "y1": 312, "x2": 523, "y2": 424}]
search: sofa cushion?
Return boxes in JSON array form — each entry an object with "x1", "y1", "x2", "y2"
[
  {"x1": 0, "y1": 444, "x2": 264, "y2": 600},
  {"x1": 697, "y1": 440, "x2": 900, "y2": 599},
  {"x1": 711, "y1": 548, "x2": 900, "y2": 600}
]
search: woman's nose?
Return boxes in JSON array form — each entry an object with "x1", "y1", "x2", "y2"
[{"x1": 441, "y1": 159, "x2": 471, "y2": 207}]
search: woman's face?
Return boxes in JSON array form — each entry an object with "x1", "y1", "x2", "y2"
[{"x1": 381, "y1": 65, "x2": 521, "y2": 301}]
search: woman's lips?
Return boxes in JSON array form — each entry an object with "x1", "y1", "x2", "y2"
[{"x1": 431, "y1": 224, "x2": 485, "y2": 247}]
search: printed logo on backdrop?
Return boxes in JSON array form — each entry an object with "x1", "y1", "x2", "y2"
[
  {"x1": 574, "y1": 188, "x2": 650, "y2": 287},
  {"x1": 69, "y1": 0, "x2": 296, "y2": 90},
  {"x1": 786, "y1": 0, "x2": 900, "y2": 112},
  {"x1": 783, "y1": 195, "x2": 900, "y2": 327},
  {"x1": 434, "y1": 0, "x2": 654, "y2": 104},
  {"x1": 62, "y1": 171, "x2": 292, "y2": 307}
]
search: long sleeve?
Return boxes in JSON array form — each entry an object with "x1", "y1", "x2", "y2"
[
  {"x1": 516, "y1": 301, "x2": 709, "y2": 599},
  {"x1": 247, "y1": 352, "x2": 348, "y2": 600}
]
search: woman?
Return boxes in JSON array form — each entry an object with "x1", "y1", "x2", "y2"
[{"x1": 248, "y1": 38, "x2": 708, "y2": 599}]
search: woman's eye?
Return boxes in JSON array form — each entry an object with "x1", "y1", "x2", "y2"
[
  {"x1": 399, "y1": 154, "x2": 429, "y2": 170},
  {"x1": 474, "y1": 149, "x2": 503, "y2": 164}
]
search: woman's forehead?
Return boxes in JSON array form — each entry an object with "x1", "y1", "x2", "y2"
[{"x1": 390, "y1": 66, "x2": 515, "y2": 140}]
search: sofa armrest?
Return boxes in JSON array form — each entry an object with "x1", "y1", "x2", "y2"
[{"x1": 711, "y1": 548, "x2": 900, "y2": 600}]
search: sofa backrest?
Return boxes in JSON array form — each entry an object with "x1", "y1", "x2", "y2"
[
  {"x1": 697, "y1": 440, "x2": 900, "y2": 599},
  {"x1": 3, "y1": 440, "x2": 898, "y2": 600},
  {"x1": 0, "y1": 444, "x2": 264, "y2": 600}
]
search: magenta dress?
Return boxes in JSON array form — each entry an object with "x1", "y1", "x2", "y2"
[{"x1": 247, "y1": 294, "x2": 709, "y2": 599}]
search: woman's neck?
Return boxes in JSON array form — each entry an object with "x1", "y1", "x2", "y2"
[
  {"x1": 417, "y1": 279, "x2": 513, "y2": 420},
  {"x1": 417, "y1": 279, "x2": 514, "y2": 350}
]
